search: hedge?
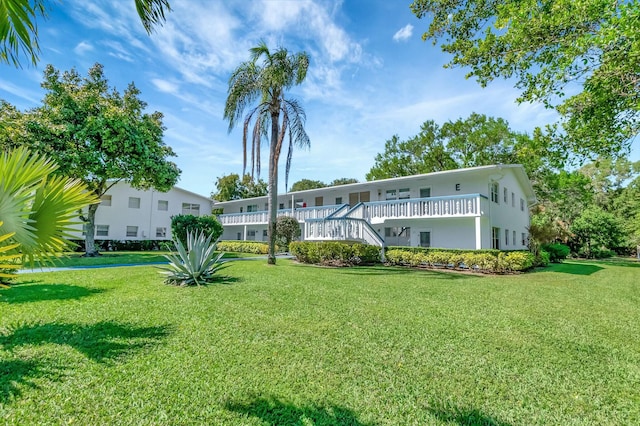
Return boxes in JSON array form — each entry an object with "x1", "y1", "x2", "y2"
[
  {"x1": 385, "y1": 248, "x2": 536, "y2": 273},
  {"x1": 290, "y1": 241, "x2": 381, "y2": 266},
  {"x1": 216, "y1": 240, "x2": 269, "y2": 254}
]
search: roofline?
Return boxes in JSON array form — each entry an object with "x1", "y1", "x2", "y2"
[
  {"x1": 213, "y1": 164, "x2": 537, "y2": 205},
  {"x1": 109, "y1": 180, "x2": 213, "y2": 203}
]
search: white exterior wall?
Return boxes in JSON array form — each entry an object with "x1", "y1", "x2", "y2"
[
  {"x1": 215, "y1": 165, "x2": 536, "y2": 250},
  {"x1": 70, "y1": 182, "x2": 213, "y2": 241}
]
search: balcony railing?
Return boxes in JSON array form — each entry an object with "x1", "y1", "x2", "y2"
[
  {"x1": 217, "y1": 204, "x2": 344, "y2": 226},
  {"x1": 359, "y1": 194, "x2": 488, "y2": 223},
  {"x1": 304, "y1": 218, "x2": 385, "y2": 247}
]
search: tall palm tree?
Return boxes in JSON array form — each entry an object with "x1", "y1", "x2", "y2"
[
  {"x1": 224, "y1": 42, "x2": 310, "y2": 264},
  {"x1": 0, "y1": 0, "x2": 171, "y2": 67},
  {"x1": 0, "y1": 147, "x2": 98, "y2": 273}
]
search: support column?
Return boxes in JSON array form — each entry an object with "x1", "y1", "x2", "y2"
[
  {"x1": 475, "y1": 216, "x2": 482, "y2": 249},
  {"x1": 243, "y1": 225, "x2": 247, "y2": 241}
]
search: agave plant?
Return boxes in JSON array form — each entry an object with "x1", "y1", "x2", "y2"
[
  {"x1": 0, "y1": 222, "x2": 21, "y2": 287},
  {"x1": 158, "y1": 230, "x2": 227, "y2": 286},
  {"x1": 0, "y1": 147, "x2": 98, "y2": 266}
]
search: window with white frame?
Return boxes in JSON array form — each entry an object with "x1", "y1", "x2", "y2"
[
  {"x1": 247, "y1": 204, "x2": 258, "y2": 212},
  {"x1": 158, "y1": 200, "x2": 168, "y2": 211},
  {"x1": 156, "y1": 227, "x2": 166, "y2": 238},
  {"x1": 492, "y1": 227, "x2": 500, "y2": 249},
  {"x1": 335, "y1": 197, "x2": 342, "y2": 204},
  {"x1": 503, "y1": 187, "x2": 508, "y2": 203},
  {"x1": 522, "y1": 232, "x2": 527, "y2": 246},
  {"x1": 490, "y1": 183, "x2": 499, "y2": 203},
  {"x1": 505, "y1": 229, "x2": 510, "y2": 246},
  {"x1": 128, "y1": 197, "x2": 141, "y2": 209},
  {"x1": 512, "y1": 192, "x2": 515, "y2": 207},
  {"x1": 126, "y1": 226, "x2": 138, "y2": 237},
  {"x1": 100, "y1": 195, "x2": 112, "y2": 206},
  {"x1": 385, "y1": 189, "x2": 397, "y2": 200},
  {"x1": 398, "y1": 188, "x2": 411, "y2": 199},
  {"x1": 263, "y1": 229, "x2": 268, "y2": 238},
  {"x1": 513, "y1": 230, "x2": 516, "y2": 246},
  {"x1": 420, "y1": 187, "x2": 431, "y2": 198},
  {"x1": 419, "y1": 231, "x2": 431, "y2": 248},
  {"x1": 96, "y1": 225, "x2": 109, "y2": 237},
  {"x1": 247, "y1": 230, "x2": 256, "y2": 240},
  {"x1": 182, "y1": 203, "x2": 200, "y2": 215}
]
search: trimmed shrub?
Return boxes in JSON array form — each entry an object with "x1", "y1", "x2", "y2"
[
  {"x1": 541, "y1": 243, "x2": 570, "y2": 262},
  {"x1": 275, "y1": 216, "x2": 301, "y2": 252},
  {"x1": 535, "y1": 250, "x2": 551, "y2": 267},
  {"x1": 171, "y1": 214, "x2": 223, "y2": 249},
  {"x1": 290, "y1": 241, "x2": 381, "y2": 266},
  {"x1": 216, "y1": 241, "x2": 268, "y2": 254}
]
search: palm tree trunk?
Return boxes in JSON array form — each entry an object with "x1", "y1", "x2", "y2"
[
  {"x1": 267, "y1": 112, "x2": 279, "y2": 264},
  {"x1": 84, "y1": 203, "x2": 100, "y2": 257}
]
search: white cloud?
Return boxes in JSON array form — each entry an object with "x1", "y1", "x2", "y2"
[
  {"x1": 151, "y1": 79, "x2": 180, "y2": 95},
  {"x1": 393, "y1": 24, "x2": 414, "y2": 42},
  {"x1": 74, "y1": 41, "x2": 94, "y2": 55}
]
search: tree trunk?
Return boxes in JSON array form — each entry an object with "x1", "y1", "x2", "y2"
[
  {"x1": 267, "y1": 112, "x2": 280, "y2": 264},
  {"x1": 84, "y1": 203, "x2": 100, "y2": 256}
]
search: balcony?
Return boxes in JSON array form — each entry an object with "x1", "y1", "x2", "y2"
[
  {"x1": 348, "y1": 194, "x2": 488, "y2": 223},
  {"x1": 217, "y1": 204, "x2": 344, "y2": 226}
]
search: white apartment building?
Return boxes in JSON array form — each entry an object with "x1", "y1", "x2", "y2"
[
  {"x1": 70, "y1": 181, "x2": 213, "y2": 241},
  {"x1": 214, "y1": 165, "x2": 537, "y2": 250}
]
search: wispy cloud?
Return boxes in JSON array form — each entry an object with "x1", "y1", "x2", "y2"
[
  {"x1": 74, "y1": 41, "x2": 94, "y2": 55},
  {"x1": 393, "y1": 24, "x2": 414, "y2": 42}
]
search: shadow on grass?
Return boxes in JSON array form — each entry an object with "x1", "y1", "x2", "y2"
[
  {"x1": 0, "y1": 283, "x2": 105, "y2": 304},
  {"x1": 226, "y1": 396, "x2": 376, "y2": 426},
  {"x1": 0, "y1": 321, "x2": 171, "y2": 362},
  {"x1": 427, "y1": 404, "x2": 511, "y2": 426},
  {"x1": 548, "y1": 262, "x2": 604, "y2": 276},
  {"x1": 339, "y1": 266, "x2": 472, "y2": 280},
  {"x1": 0, "y1": 359, "x2": 52, "y2": 404}
]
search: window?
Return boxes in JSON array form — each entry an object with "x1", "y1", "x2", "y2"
[
  {"x1": 398, "y1": 188, "x2": 410, "y2": 199},
  {"x1": 247, "y1": 230, "x2": 256, "y2": 240},
  {"x1": 100, "y1": 195, "x2": 112, "y2": 206},
  {"x1": 279, "y1": 203, "x2": 285, "y2": 210},
  {"x1": 385, "y1": 189, "x2": 397, "y2": 200},
  {"x1": 512, "y1": 192, "x2": 515, "y2": 207},
  {"x1": 156, "y1": 227, "x2": 166, "y2": 238},
  {"x1": 490, "y1": 183, "x2": 499, "y2": 203},
  {"x1": 522, "y1": 233, "x2": 527, "y2": 246},
  {"x1": 236, "y1": 232, "x2": 241, "y2": 240},
  {"x1": 492, "y1": 227, "x2": 500, "y2": 249},
  {"x1": 513, "y1": 230, "x2": 516, "y2": 246},
  {"x1": 96, "y1": 225, "x2": 109, "y2": 237},
  {"x1": 126, "y1": 226, "x2": 138, "y2": 238},
  {"x1": 420, "y1": 187, "x2": 431, "y2": 198},
  {"x1": 335, "y1": 197, "x2": 342, "y2": 204},
  {"x1": 128, "y1": 197, "x2": 141, "y2": 209},
  {"x1": 503, "y1": 187, "x2": 508, "y2": 203},
  {"x1": 247, "y1": 204, "x2": 258, "y2": 212},
  {"x1": 520, "y1": 198, "x2": 525, "y2": 211},
  {"x1": 505, "y1": 229, "x2": 510, "y2": 246},
  {"x1": 385, "y1": 226, "x2": 411, "y2": 246},
  {"x1": 419, "y1": 231, "x2": 431, "y2": 248},
  {"x1": 264, "y1": 203, "x2": 268, "y2": 210},
  {"x1": 158, "y1": 200, "x2": 168, "y2": 211},
  {"x1": 182, "y1": 203, "x2": 200, "y2": 215},
  {"x1": 263, "y1": 229, "x2": 268, "y2": 238}
]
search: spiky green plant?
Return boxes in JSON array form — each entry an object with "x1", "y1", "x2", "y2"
[
  {"x1": 0, "y1": 147, "x2": 98, "y2": 265},
  {"x1": 158, "y1": 231, "x2": 228, "y2": 286},
  {"x1": 0, "y1": 222, "x2": 21, "y2": 287}
]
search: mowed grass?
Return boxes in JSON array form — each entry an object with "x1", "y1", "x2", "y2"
[
  {"x1": 1, "y1": 260, "x2": 639, "y2": 425},
  {"x1": 29, "y1": 251, "x2": 256, "y2": 268}
]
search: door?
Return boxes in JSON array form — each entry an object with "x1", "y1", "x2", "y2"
[{"x1": 315, "y1": 196, "x2": 323, "y2": 207}]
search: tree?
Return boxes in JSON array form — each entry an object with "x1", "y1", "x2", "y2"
[
  {"x1": 329, "y1": 178, "x2": 359, "y2": 186},
  {"x1": 170, "y1": 214, "x2": 223, "y2": 249},
  {"x1": 0, "y1": 147, "x2": 97, "y2": 274},
  {"x1": 570, "y1": 207, "x2": 626, "y2": 258},
  {"x1": 23, "y1": 63, "x2": 180, "y2": 256},
  {"x1": 366, "y1": 120, "x2": 455, "y2": 180},
  {"x1": 212, "y1": 173, "x2": 267, "y2": 201},
  {"x1": 290, "y1": 179, "x2": 326, "y2": 192},
  {"x1": 410, "y1": 0, "x2": 640, "y2": 159},
  {"x1": 275, "y1": 216, "x2": 301, "y2": 252},
  {"x1": 1, "y1": 0, "x2": 171, "y2": 67},
  {"x1": 224, "y1": 42, "x2": 310, "y2": 264}
]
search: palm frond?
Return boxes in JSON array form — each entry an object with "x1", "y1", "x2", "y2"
[{"x1": 134, "y1": 0, "x2": 171, "y2": 34}]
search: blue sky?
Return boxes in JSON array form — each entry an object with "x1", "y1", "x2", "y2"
[{"x1": 1, "y1": 0, "x2": 635, "y2": 196}]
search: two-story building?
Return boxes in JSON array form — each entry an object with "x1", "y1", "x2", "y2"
[
  {"x1": 214, "y1": 165, "x2": 536, "y2": 250},
  {"x1": 70, "y1": 182, "x2": 213, "y2": 242}
]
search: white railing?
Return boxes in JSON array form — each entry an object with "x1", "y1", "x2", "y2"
[
  {"x1": 304, "y1": 218, "x2": 385, "y2": 247},
  {"x1": 362, "y1": 194, "x2": 487, "y2": 222},
  {"x1": 217, "y1": 204, "x2": 343, "y2": 225}
]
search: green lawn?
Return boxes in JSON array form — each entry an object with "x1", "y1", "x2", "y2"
[
  {"x1": 1, "y1": 260, "x2": 639, "y2": 425},
  {"x1": 31, "y1": 251, "x2": 257, "y2": 268}
]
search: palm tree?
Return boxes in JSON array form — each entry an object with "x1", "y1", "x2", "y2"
[
  {"x1": 0, "y1": 0, "x2": 171, "y2": 67},
  {"x1": 0, "y1": 147, "x2": 98, "y2": 273},
  {"x1": 224, "y1": 42, "x2": 310, "y2": 264}
]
